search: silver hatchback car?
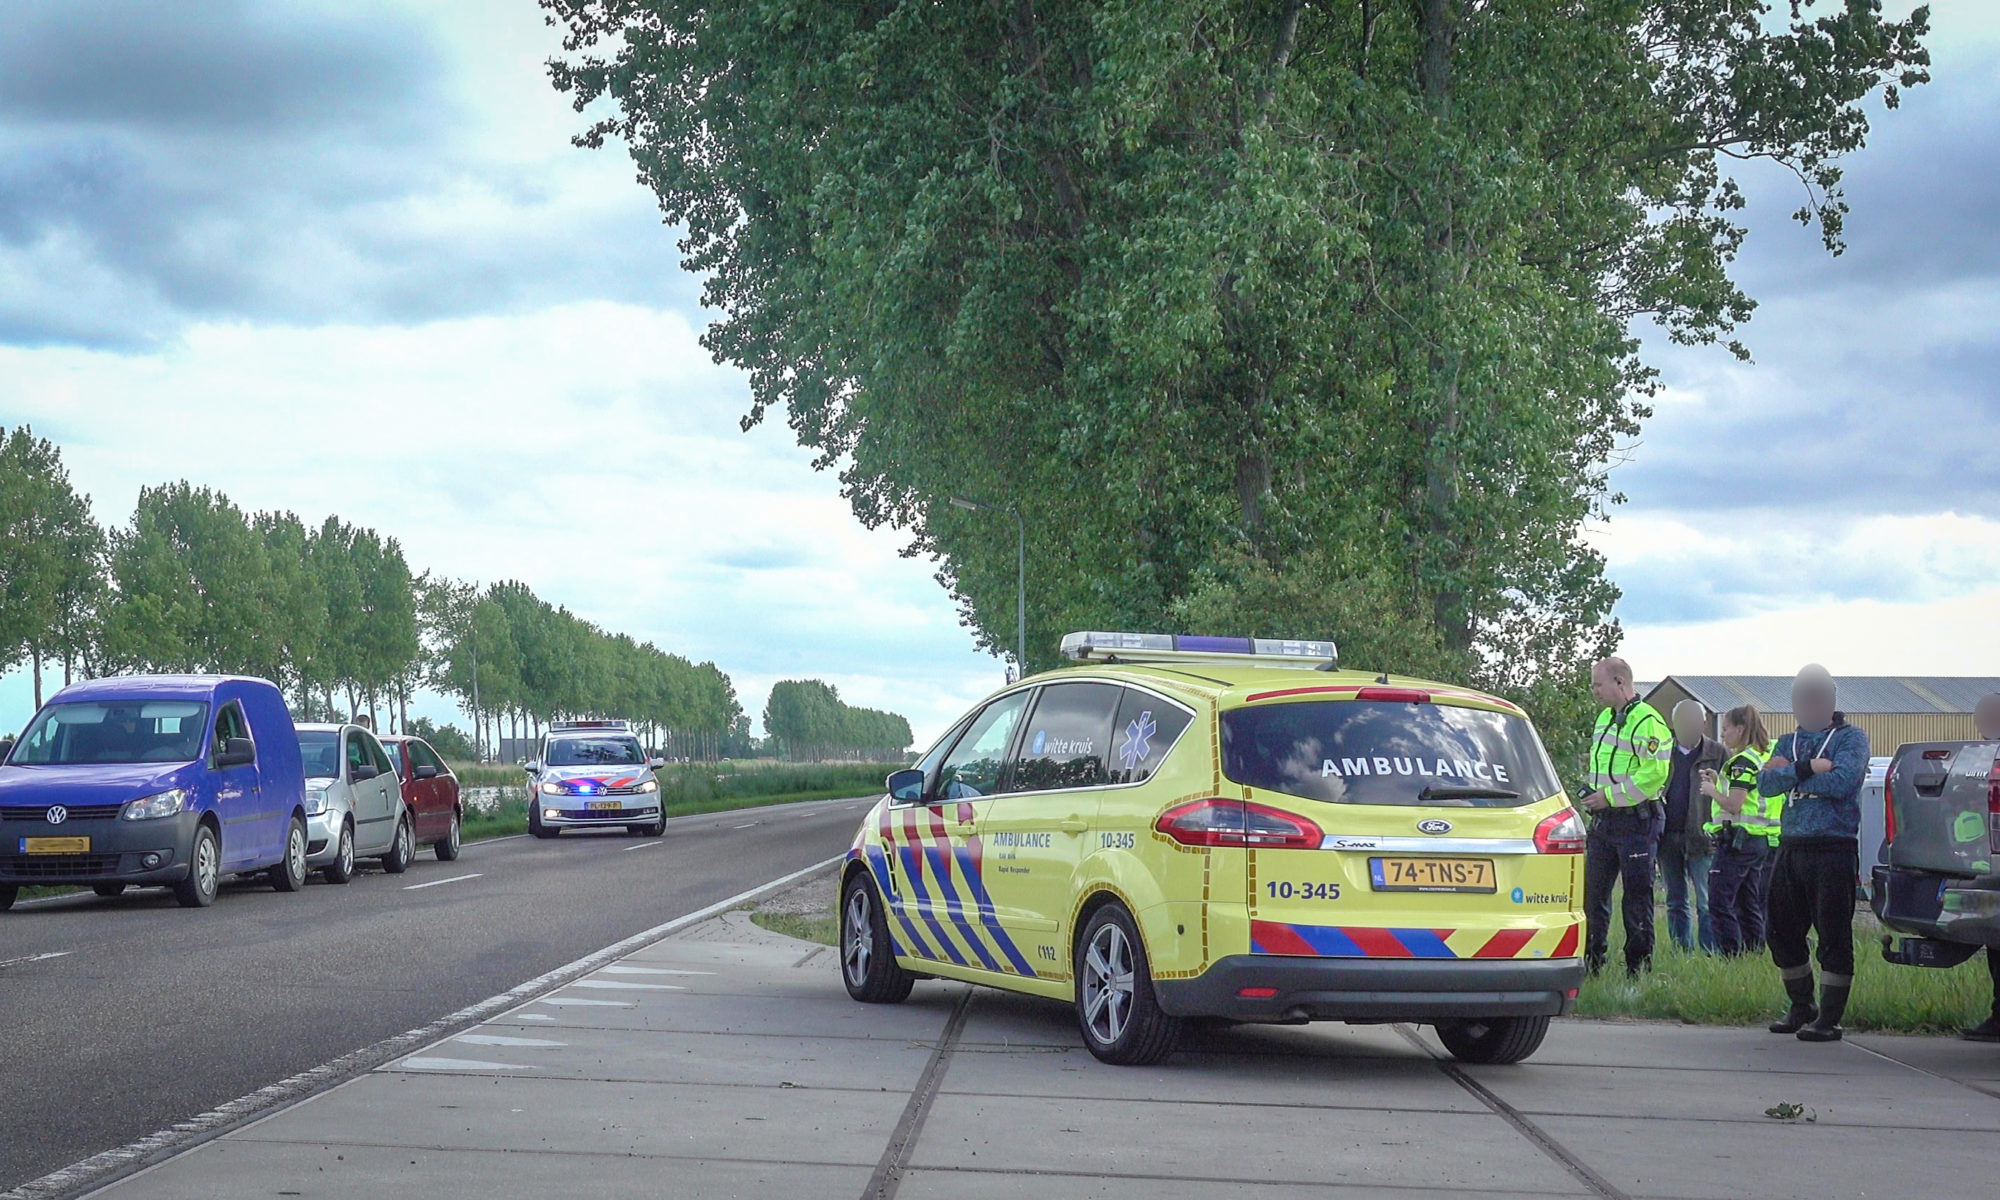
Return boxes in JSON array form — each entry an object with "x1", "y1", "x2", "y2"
[{"x1": 296, "y1": 723, "x2": 416, "y2": 883}]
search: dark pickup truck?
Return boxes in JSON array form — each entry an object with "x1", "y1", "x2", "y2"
[{"x1": 1873, "y1": 739, "x2": 2000, "y2": 968}]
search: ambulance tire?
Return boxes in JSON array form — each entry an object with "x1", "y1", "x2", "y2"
[
  {"x1": 840, "y1": 872, "x2": 914, "y2": 1004},
  {"x1": 1435, "y1": 1014, "x2": 1550, "y2": 1065},
  {"x1": 1075, "y1": 902, "x2": 1182, "y2": 1066},
  {"x1": 0, "y1": 885, "x2": 15, "y2": 911}
]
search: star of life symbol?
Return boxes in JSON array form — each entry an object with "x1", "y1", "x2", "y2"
[{"x1": 1118, "y1": 711, "x2": 1156, "y2": 772}]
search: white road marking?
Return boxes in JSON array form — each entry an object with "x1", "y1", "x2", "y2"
[
  {"x1": 732, "y1": 822, "x2": 759, "y2": 829},
  {"x1": 454, "y1": 1034, "x2": 567, "y2": 1049},
  {"x1": 598, "y1": 965, "x2": 713, "y2": 977},
  {"x1": 567, "y1": 979, "x2": 684, "y2": 991},
  {"x1": 622, "y1": 840, "x2": 663, "y2": 851},
  {"x1": 8, "y1": 852, "x2": 841, "y2": 1200},
  {"x1": 0, "y1": 950, "x2": 71, "y2": 969},
  {"x1": 403, "y1": 872, "x2": 482, "y2": 891},
  {"x1": 398, "y1": 1056, "x2": 538, "y2": 1072}
]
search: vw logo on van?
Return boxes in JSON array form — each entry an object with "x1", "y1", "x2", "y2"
[
  {"x1": 1416, "y1": 818, "x2": 1452, "y2": 835},
  {"x1": 46, "y1": 805, "x2": 68, "y2": 825}
]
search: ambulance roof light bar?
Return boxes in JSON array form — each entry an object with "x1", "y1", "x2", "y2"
[
  {"x1": 549, "y1": 719, "x2": 632, "y2": 732},
  {"x1": 1059, "y1": 631, "x2": 1338, "y2": 671}
]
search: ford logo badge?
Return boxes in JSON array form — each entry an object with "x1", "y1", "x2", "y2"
[
  {"x1": 1417, "y1": 818, "x2": 1452, "y2": 835},
  {"x1": 46, "y1": 805, "x2": 68, "y2": 825}
]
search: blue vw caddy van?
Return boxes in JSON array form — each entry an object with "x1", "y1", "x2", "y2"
[{"x1": 0, "y1": 675, "x2": 310, "y2": 909}]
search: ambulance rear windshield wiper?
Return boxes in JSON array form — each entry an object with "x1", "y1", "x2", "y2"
[{"x1": 1417, "y1": 784, "x2": 1520, "y2": 802}]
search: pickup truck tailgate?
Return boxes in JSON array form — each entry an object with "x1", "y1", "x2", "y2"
[{"x1": 1885, "y1": 741, "x2": 2000, "y2": 877}]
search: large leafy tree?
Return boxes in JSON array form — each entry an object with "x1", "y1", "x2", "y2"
[
  {"x1": 547, "y1": 0, "x2": 1927, "y2": 763},
  {"x1": 0, "y1": 427, "x2": 106, "y2": 703},
  {"x1": 101, "y1": 483, "x2": 270, "y2": 675}
]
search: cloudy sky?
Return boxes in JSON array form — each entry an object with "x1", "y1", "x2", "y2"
[{"x1": 1, "y1": 0, "x2": 1994, "y2": 743}]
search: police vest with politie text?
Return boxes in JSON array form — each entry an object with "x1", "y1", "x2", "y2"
[
  {"x1": 1585, "y1": 698, "x2": 1674, "y2": 818},
  {"x1": 1702, "y1": 744, "x2": 1786, "y2": 848}
]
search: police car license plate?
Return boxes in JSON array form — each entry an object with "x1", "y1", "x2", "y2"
[
  {"x1": 1369, "y1": 857, "x2": 1494, "y2": 893},
  {"x1": 22, "y1": 836, "x2": 90, "y2": 855},
  {"x1": 585, "y1": 801, "x2": 622, "y2": 811}
]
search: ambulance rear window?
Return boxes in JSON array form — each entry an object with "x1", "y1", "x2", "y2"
[{"x1": 1219, "y1": 700, "x2": 1558, "y2": 807}]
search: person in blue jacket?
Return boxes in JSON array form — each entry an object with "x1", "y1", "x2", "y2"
[{"x1": 1759, "y1": 665, "x2": 1871, "y2": 1043}]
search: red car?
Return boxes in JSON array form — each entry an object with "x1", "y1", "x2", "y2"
[{"x1": 377, "y1": 734, "x2": 464, "y2": 861}]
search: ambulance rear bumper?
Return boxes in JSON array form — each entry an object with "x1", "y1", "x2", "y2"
[{"x1": 1156, "y1": 955, "x2": 1582, "y2": 1023}]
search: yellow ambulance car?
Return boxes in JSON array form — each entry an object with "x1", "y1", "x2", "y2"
[{"x1": 838, "y1": 632, "x2": 1586, "y2": 1065}]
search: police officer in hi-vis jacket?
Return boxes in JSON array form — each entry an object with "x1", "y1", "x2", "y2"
[
  {"x1": 1579, "y1": 657, "x2": 1674, "y2": 977},
  {"x1": 1761, "y1": 665, "x2": 1871, "y2": 1042}
]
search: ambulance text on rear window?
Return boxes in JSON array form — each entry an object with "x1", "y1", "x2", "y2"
[{"x1": 1219, "y1": 701, "x2": 1560, "y2": 807}]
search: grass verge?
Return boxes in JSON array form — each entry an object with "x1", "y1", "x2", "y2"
[
  {"x1": 750, "y1": 910, "x2": 839, "y2": 946},
  {"x1": 1577, "y1": 909, "x2": 1993, "y2": 1033},
  {"x1": 458, "y1": 783, "x2": 880, "y2": 843}
]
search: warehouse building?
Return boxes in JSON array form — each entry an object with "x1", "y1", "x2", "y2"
[{"x1": 1644, "y1": 676, "x2": 2000, "y2": 751}]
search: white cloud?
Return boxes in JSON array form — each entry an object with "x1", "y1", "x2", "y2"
[
  {"x1": 0, "y1": 304, "x2": 1003, "y2": 744},
  {"x1": 1618, "y1": 585, "x2": 2000, "y2": 680}
]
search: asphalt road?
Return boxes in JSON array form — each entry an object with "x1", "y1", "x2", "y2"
[{"x1": 0, "y1": 795, "x2": 871, "y2": 1193}]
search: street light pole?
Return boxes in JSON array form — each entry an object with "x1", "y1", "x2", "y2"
[{"x1": 950, "y1": 495, "x2": 1026, "y2": 677}]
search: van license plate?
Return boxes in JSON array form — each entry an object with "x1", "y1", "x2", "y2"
[
  {"x1": 586, "y1": 801, "x2": 622, "y2": 811},
  {"x1": 1369, "y1": 857, "x2": 1494, "y2": 893},
  {"x1": 21, "y1": 837, "x2": 90, "y2": 855}
]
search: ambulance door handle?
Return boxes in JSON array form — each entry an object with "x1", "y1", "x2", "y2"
[
  {"x1": 953, "y1": 817, "x2": 978, "y2": 833},
  {"x1": 1059, "y1": 817, "x2": 1088, "y2": 834}
]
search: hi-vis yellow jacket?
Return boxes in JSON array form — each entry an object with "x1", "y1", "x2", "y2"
[{"x1": 1586, "y1": 699, "x2": 1673, "y2": 809}]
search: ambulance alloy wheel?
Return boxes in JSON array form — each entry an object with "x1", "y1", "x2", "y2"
[
  {"x1": 1435, "y1": 1015, "x2": 1550, "y2": 1065},
  {"x1": 840, "y1": 872, "x2": 914, "y2": 1004},
  {"x1": 1075, "y1": 902, "x2": 1182, "y2": 1066}
]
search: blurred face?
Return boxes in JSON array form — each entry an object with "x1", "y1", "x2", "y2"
[
  {"x1": 1793, "y1": 679, "x2": 1837, "y2": 731},
  {"x1": 1975, "y1": 694, "x2": 2000, "y2": 741},
  {"x1": 1672, "y1": 707, "x2": 1705, "y2": 748}
]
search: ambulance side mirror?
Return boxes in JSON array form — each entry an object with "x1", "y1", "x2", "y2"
[{"x1": 887, "y1": 769, "x2": 925, "y2": 804}]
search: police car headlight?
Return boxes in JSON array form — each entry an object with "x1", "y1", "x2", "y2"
[
  {"x1": 121, "y1": 788, "x2": 188, "y2": 821},
  {"x1": 637, "y1": 779, "x2": 658, "y2": 793},
  {"x1": 539, "y1": 781, "x2": 564, "y2": 795}
]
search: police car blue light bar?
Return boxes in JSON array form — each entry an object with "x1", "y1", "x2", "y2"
[{"x1": 1059, "y1": 631, "x2": 1338, "y2": 669}]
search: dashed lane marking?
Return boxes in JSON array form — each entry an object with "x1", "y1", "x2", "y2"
[
  {"x1": 402, "y1": 872, "x2": 482, "y2": 891},
  {"x1": 453, "y1": 1034, "x2": 567, "y2": 1049},
  {"x1": 0, "y1": 951, "x2": 71, "y2": 970},
  {"x1": 598, "y1": 965, "x2": 712, "y2": 976},
  {"x1": 622, "y1": 840, "x2": 664, "y2": 851},
  {"x1": 397, "y1": 1056, "x2": 538, "y2": 1072}
]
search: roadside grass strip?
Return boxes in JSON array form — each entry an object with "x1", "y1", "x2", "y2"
[{"x1": 1579, "y1": 911, "x2": 1992, "y2": 1033}]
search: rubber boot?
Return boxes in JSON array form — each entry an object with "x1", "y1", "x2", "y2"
[
  {"x1": 1961, "y1": 1015, "x2": 2000, "y2": 1043},
  {"x1": 1797, "y1": 984, "x2": 1849, "y2": 1043},
  {"x1": 1769, "y1": 973, "x2": 1817, "y2": 1034}
]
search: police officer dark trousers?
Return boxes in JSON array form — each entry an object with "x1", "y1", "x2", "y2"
[
  {"x1": 1584, "y1": 804, "x2": 1660, "y2": 975},
  {"x1": 1579, "y1": 659, "x2": 1673, "y2": 976},
  {"x1": 1760, "y1": 666, "x2": 1870, "y2": 1043}
]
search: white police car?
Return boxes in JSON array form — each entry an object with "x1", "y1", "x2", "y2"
[{"x1": 524, "y1": 721, "x2": 667, "y2": 839}]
